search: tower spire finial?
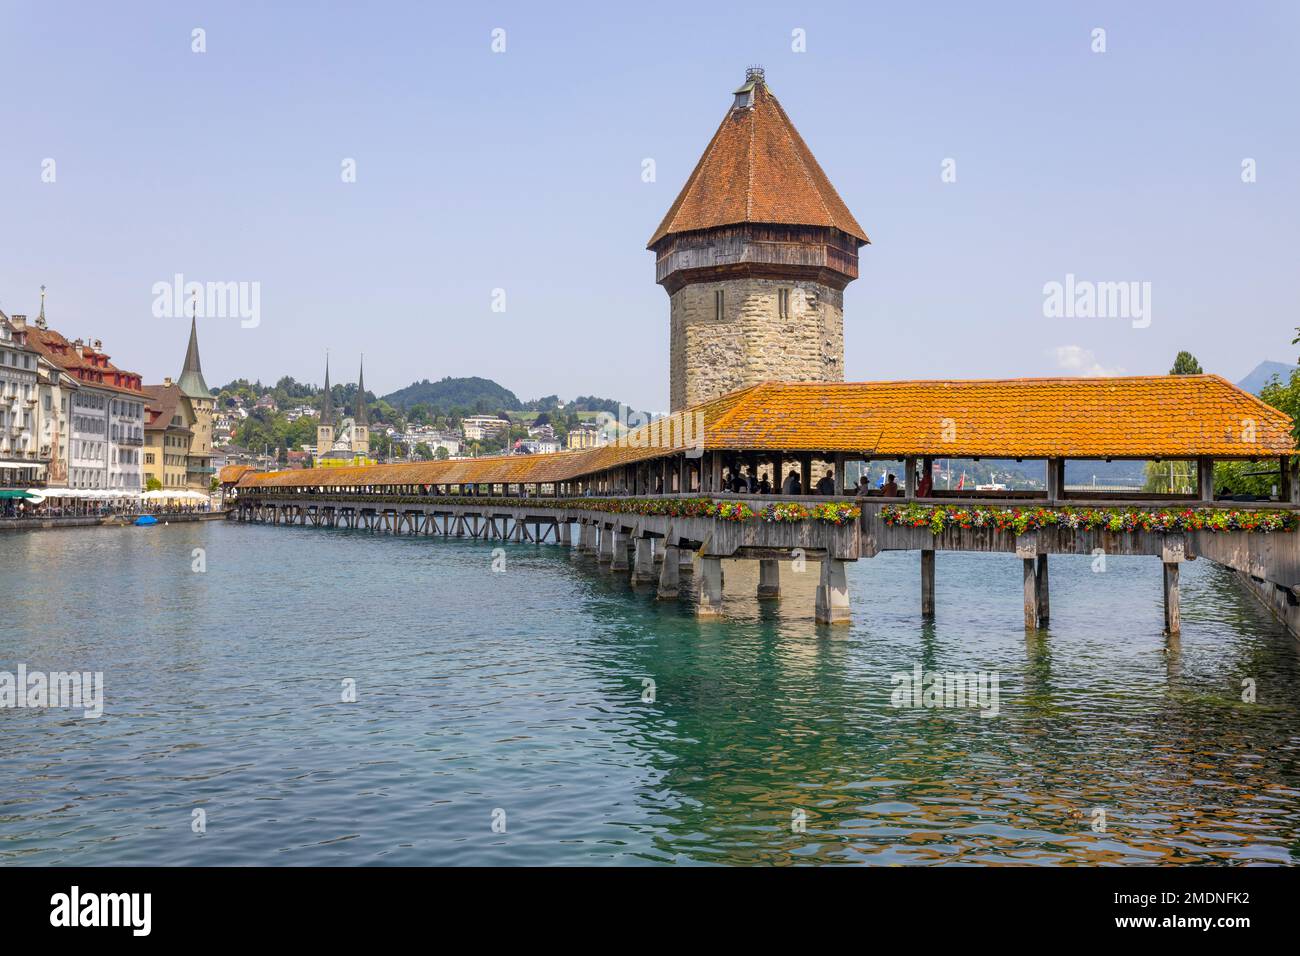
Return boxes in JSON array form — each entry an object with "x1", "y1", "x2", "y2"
[{"x1": 39, "y1": 284, "x2": 46, "y2": 321}]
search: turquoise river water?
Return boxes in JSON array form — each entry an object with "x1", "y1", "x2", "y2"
[{"x1": 2, "y1": 520, "x2": 1299, "y2": 865}]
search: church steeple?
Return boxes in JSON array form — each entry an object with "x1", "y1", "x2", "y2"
[
  {"x1": 353, "y1": 357, "x2": 369, "y2": 427},
  {"x1": 319, "y1": 353, "x2": 336, "y2": 426},
  {"x1": 176, "y1": 314, "x2": 211, "y2": 401}
]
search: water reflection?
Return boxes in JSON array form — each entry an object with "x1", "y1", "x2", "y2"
[{"x1": 1, "y1": 524, "x2": 1297, "y2": 865}]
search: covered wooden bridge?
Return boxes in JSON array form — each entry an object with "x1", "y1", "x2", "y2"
[{"x1": 232, "y1": 375, "x2": 1300, "y2": 633}]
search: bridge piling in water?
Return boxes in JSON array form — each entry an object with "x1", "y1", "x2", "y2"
[
  {"x1": 231, "y1": 492, "x2": 1300, "y2": 638},
  {"x1": 920, "y1": 549, "x2": 935, "y2": 618},
  {"x1": 697, "y1": 557, "x2": 724, "y2": 616},
  {"x1": 757, "y1": 558, "x2": 780, "y2": 600}
]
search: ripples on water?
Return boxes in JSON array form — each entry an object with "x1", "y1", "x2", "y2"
[{"x1": 1, "y1": 521, "x2": 1298, "y2": 865}]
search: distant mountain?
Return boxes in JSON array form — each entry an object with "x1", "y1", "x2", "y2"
[
  {"x1": 1238, "y1": 361, "x2": 1297, "y2": 395},
  {"x1": 382, "y1": 377, "x2": 522, "y2": 414}
]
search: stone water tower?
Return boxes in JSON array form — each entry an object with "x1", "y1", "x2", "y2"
[{"x1": 649, "y1": 68, "x2": 869, "y2": 411}]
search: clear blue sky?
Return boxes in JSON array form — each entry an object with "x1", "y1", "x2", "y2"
[{"x1": 2, "y1": 0, "x2": 1297, "y2": 410}]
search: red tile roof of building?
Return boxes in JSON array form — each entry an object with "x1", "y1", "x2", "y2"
[
  {"x1": 648, "y1": 75, "x2": 868, "y2": 248},
  {"x1": 25, "y1": 325, "x2": 146, "y2": 397}
]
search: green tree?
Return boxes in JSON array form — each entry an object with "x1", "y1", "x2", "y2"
[
  {"x1": 1214, "y1": 368, "x2": 1300, "y2": 498},
  {"x1": 145, "y1": 476, "x2": 163, "y2": 491},
  {"x1": 1145, "y1": 351, "x2": 1207, "y2": 491}
]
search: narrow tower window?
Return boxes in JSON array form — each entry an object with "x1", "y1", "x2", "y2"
[
  {"x1": 778, "y1": 288, "x2": 791, "y2": 319},
  {"x1": 714, "y1": 289, "x2": 724, "y2": 321}
]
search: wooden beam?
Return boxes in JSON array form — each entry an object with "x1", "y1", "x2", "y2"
[
  {"x1": 1163, "y1": 562, "x2": 1181, "y2": 634},
  {"x1": 1023, "y1": 558, "x2": 1039, "y2": 628},
  {"x1": 1197, "y1": 456, "x2": 1215, "y2": 502}
]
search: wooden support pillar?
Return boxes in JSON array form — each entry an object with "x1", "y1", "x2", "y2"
[
  {"x1": 631, "y1": 536, "x2": 655, "y2": 584},
  {"x1": 1022, "y1": 558, "x2": 1039, "y2": 629},
  {"x1": 815, "y1": 556, "x2": 851, "y2": 625},
  {"x1": 610, "y1": 530, "x2": 630, "y2": 571},
  {"x1": 1035, "y1": 553, "x2": 1050, "y2": 624},
  {"x1": 904, "y1": 456, "x2": 917, "y2": 498},
  {"x1": 709, "y1": 453, "x2": 722, "y2": 493},
  {"x1": 1046, "y1": 458, "x2": 1065, "y2": 503},
  {"x1": 921, "y1": 549, "x2": 935, "y2": 618},
  {"x1": 834, "y1": 453, "x2": 847, "y2": 495},
  {"x1": 696, "y1": 556, "x2": 724, "y2": 616},
  {"x1": 658, "y1": 534, "x2": 680, "y2": 600},
  {"x1": 1163, "y1": 562, "x2": 1181, "y2": 634},
  {"x1": 757, "y1": 558, "x2": 780, "y2": 600},
  {"x1": 1197, "y1": 456, "x2": 1215, "y2": 502},
  {"x1": 800, "y1": 456, "x2": 812, "y2": 495}
]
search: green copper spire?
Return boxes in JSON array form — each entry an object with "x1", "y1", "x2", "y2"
[{"x1": 176, "y1": 315, "x2": 211, "y2": 400}]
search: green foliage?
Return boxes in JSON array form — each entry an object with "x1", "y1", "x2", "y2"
[
  {"x1": 382, "y1": 376, "x2": 521, "y2": 414},
  {"x1": 1213, "y1": 367, "x2": 1300, "y2": 497},
  {"x1": 1170, "y1": 351, "x2": 1204, "y2": 375},
  {"x1": 145, "y1": 476, "x2": 163, "y2": 491}
]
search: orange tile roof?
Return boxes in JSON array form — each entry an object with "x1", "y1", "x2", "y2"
[
  {"x1": 238, "y1": 375, "x2": 1293, "y2": 492},
  {"x1": 25, "y1": 325, "x2": 146, "y2": 397},
  {"x1": 647, "y1": 77, "x2": 868, "y2": 248},
  {"x1": 218, "y1": 464, "x2": 254, "y2": 485},
  {"x1": 696, "y1": 377, "x2": 1294, "y2": 458}
]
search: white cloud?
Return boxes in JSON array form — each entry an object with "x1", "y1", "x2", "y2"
[{"x1": 1051, "y1": 345, "x2": 1125, "y2": 377}]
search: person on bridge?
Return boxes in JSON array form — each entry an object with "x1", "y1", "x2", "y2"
[
  {"x1": 815, "y1": 472, "x2": 835, "y2": 496},
  {"x1": 782, "y1": 470, "x2": 802, "y2": 495},
  {"x1": 917, "y1": 470, "x2": 933, "y2": 497},
  {"x1": 882, "y1": 473, "x2": 899, "y2": 497},
  {"x1": 758, "y1": 472, "x2": 773, "y2": 495}
]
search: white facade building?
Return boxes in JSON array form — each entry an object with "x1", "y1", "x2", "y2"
[{"x1": 0, "y1": 314, "x2": 42, "y2": 485}]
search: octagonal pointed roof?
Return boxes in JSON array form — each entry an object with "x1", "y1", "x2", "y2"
[{"x1": 648, "y1": 70, "x2": 868, "y2": 249}]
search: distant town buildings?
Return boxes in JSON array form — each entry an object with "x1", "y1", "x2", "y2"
[
  {"x1": 566, "y1": 421, "x2": 606, "y2": 450},
  {"x1": 461, "y1": 415, "x2": 510, "y2": 441}
]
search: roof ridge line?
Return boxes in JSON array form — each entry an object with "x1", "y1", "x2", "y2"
[{"x1": 770, "y1": 94, "x2": 834, "y2": 225}]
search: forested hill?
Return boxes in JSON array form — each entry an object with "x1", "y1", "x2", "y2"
[{"x1": 382, "y1": 377, "x2": 522, "y2": 413}]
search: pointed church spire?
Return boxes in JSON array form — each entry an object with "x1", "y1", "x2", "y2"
[
  {"x1": 320, "y1": 352, "x2": 335, "y2": 426},
  {"x1": 176, "y1": 306, "x2": 211, "y2": 400},
  {"x1": 353, "y1": 356, "x2": 369, "y2": 426}
]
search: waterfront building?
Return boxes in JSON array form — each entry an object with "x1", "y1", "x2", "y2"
[
  {"x1": 0, "y1": 312, "x2": 43, "y2": 486},
  {"x1": 22, "y1": 297, "x2": 147, "y2": 491},
  {"x1": 143, "y1": 378, "x2": 196, "y2": 488},
  {"x1": 650, "y1": 68, "x2": 869, "y2": 411},
  {"x1": 142, "y1": 318, "x2": 216, "y2": 492},
  {"x1": 35, "y1": 353, "x2": 78, "y2": 486},
  {"x1": 176, "y1": 317, "x2": 215, "y2": 491}
]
